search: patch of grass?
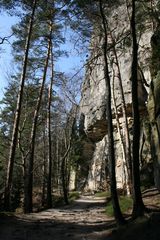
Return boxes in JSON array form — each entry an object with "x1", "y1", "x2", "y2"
[
  {"x1": 95, "y1": 191, "x2": 110, "y2": 198},
  {"x1": 69, "y1": 191, "x2": 80, "y2": 201},
  {"x1": 106, "y1": 196, "x2": 133, "y2": 217}
]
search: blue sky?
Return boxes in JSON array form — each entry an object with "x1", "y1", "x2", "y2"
[
  {"x1": 0, "y1": 13, "x2": 18, "y2": 99},
  {"x1": 0, "y1": 13, "x2": 87, "y2": 100}
]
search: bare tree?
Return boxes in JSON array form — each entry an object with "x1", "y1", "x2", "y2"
[
  {"x1": 61, "y1": 105, "x2": 77, "y2": 204},
  {"x1": 112, "y1": 69, "x2": 131, "y2": 195},
  {"x1": 99, "y1": 0, "x2": 125, "y2": 225},
  {"x1": 109, "y1": 30, "x2": 132, "y2": 195}
]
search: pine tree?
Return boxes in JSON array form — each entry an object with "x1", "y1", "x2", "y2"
[{"x1": 4, "y1": 0, "x2": 38, "y2": 210}]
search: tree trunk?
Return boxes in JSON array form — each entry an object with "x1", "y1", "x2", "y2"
[
  {"x1": 46, "y1": 44, "x2": 54, "y2": 209},
  {"x1": 131, "y1": 0, "x2": 145, "y2": 219},
  {"x1": 99, "y1": 0, "x2": 125, "y2": 225},
  {"x1": 110, "y1": 31, "x2": 132, "y2": 195},
  {"x1": 42, "y1": 128, "x2": 47, "y2": 207},
  {"x1": 56, "y1": 137, "x2": 60, "y2": 191},
  {"x1": 4, "y1": 0, "x2": 37, "y2": 210},
  {"x1": 61, "y1": 105, "x2": 77, "y2": 204},
  {"x1": 61, "y1": 137, "x2": 71, "y2": 205},
  {"x1": 112, "y1": 71, "x2": 130, "y2": 195},
  {"x1": 24, "y1": 24, "x2": 52, "y2": 213}
]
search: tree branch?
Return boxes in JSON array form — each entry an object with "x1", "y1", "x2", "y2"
[{"x1": 0, "y1": 34, "x2": 13, "y2": 45}]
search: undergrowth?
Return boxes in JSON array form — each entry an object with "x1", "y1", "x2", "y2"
[
  {"x1": 94, "y1": 191, "x2": 110, "y2": 198},
  {"x1": 69, "y1": 191, "x2": 80, "y2": 202},
  {"x1": 106, "y1": 195, "x2": 133, "y2": 217}
]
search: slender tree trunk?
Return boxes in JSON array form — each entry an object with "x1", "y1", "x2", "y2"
[
  {"x1": 112, "y1": 71, "x2": 130, "y2": 195},
  {"x1": 24, "y1": 24, "x2": 52, "y2": 213},
  {"x1": 99, "y1": 0, "x2": 125, "y2": 225},
  {"x1": 4, "y1": 0, "x2": 37, "y2": 210},
  {"x1": 56, "y1": 136, "x2": 60, "y2": 191},
  {"x1": 46, "y1": 44, "x2": 54, "y2": 209},
  {"x1": 110, "y1": 31, "x2": 132, "y2": 195},
  {"x1": 61, "y1": 106, "x2": 77, "y2": 204},
  {"x1": 131, "y1": 0, "x2": 145, "y2": 219},
  {"x1": 61, "y1": 136, "x2": 71, "y2": 205},
  {"x1": 42, "y1": 127, "x2": 47, "y2": 207}
]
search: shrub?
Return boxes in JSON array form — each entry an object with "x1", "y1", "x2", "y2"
[
  {"x1": 95, "y1": 191, "x2": 110, "y2": 198},
  {"x1": 69, "y1": 191, "x2": 80, "y2": 201},
  {"x1": 106, "y1": 196, "x2": 133, "y2": 217}
]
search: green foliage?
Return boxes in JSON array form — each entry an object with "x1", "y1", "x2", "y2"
[
  {"x1": 69, "y1": 191, "x2": 80, "y2": 201},
  {"x1": 95, "y1": 191, "x2": 110, "y2": 198},
  {"x1": 106, "y1": 196, "x2": 133, "y2": 217}
]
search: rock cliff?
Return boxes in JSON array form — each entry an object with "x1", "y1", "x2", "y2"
[{"x1": 79, "y1": 1, "x2": 160, "y2": 191}]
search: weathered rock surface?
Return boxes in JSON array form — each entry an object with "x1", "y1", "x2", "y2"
[{"x1": 79, "y1": 1, "x2": 157, "y2": 191}]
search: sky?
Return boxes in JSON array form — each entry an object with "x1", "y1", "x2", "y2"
[
  {"x1": 0, "y1": 13, "x2": 18, "y2": 99},
  {"x1": 0, "y1": 13, "x2": 87, "y2": 101}
]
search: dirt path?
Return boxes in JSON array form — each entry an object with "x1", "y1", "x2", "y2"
[{"x1": 0, "y1": 196, "x2": 115, "y2": 240}]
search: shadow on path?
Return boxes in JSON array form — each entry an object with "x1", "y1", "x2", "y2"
[{"x1": 0, "y1": 196, "x2": 115, "y2": 240}]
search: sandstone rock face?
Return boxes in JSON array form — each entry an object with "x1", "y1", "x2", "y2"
[
  {"x1": 79, "y1": 2, "x2": 155, "y2": 191},
  {"x1": 80, "y1": 55, "x2": 108, "y2": 142},
  {"x1": 148, "y1": 73, "x2": 160, "y2": 190}
]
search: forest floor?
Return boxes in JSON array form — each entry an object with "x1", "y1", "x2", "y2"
[{"x1": 0, "y1": 188, "x2": 160, "y2": 240}]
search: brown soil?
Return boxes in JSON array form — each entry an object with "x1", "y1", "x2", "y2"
[{"x1": 0, "y1": 188, "x2": 160, "y2": 240}]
